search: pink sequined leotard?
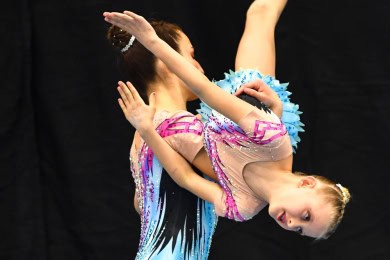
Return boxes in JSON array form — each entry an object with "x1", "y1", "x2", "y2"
[{"x1": 204, "y1": 107, "x2": 293, "y2": 221}]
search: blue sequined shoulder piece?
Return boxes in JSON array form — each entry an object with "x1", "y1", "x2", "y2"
[{"x1": 197, "y1": 69, "x2": 304, "y2": 152}]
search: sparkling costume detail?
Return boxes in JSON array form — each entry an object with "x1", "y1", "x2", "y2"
[
  {"x1": 197, "y1": 69, "x2": 304, "y2": 221},
  {"x1": 130, "y1": 111, "x2": 217, "y2": 259}
]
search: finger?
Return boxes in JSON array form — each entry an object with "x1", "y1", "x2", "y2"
[
  {"x1": 117, "y1": 98, "x2": 127, "y2": 113},
  {"x1": 126, "y1": 81, "x2": 143, "y2": 102},
  {"x1": 117, "y1": 86, "x2": 128, "y2": 105},
  {"x1": 255, "y1": 79, "x2": 270, "y2": 91},
  {"x1": 123, "y1": 11, "x2": 147, "y2": 27},
  {"x1": 243, "y1": 88, "x2": 258, "y2": 95},
  {"x1": 243, "y1": 88, "x2": 273, "y2": 106},
  {"x1": 104, "y1": 12, "x2": 134, "y2": 30},
  {"x1": 103, "y1": 12, "x2": 121, "y2": 21},
  {"x1": 241, "y1": 82, "x2": 261, "y2": 91},
  {"x1": 104, "y1": 16, "x2": 122, "y2": 28},
  {"x1": 110, "y1": 12, "x2": 134, "y2": 24},
  {"x1": 245, "y1": 78, "x2": 268, "y2": 91},
  {"x1": 123, "y1": 10, "x2": 141, "y2": 20},
  {"x1": 117, "y1": 82, "x2": 132, "y2": 104},
  {"x1": 235, "y1": 83, "x2": 260, "y2": 96},
  {"x1": 234, "y1": 85, "x2": 245, "y2": 96},
  {"x1": 243, "y1": 88, "x2": 265, "y2": 100},
  {"x1": 107, "y1": 12, "x2": 129, "y2": 19},
  {"x1": 123, "y1": 10, "x2": 135, "y2": 16},
  {"x1": 106, "y1": 17, "x2": 131, "y2": 31},
  {"x1": 117, "y1": 12, "x2": 135, "y2": 24}
]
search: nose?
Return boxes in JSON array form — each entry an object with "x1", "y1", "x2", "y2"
[
  {"x1": 287, "y1": 218, "x2": 298, "y2": 230},
  {"x1": 195, "y1": 61, "x2": 204, "y2": 74}
]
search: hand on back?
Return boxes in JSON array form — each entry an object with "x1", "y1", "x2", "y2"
[{"x1": 235, "y1": 79, "x2": 283, "y2": 117}]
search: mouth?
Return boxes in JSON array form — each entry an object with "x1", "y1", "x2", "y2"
[{"x1": 277, "y1": 211, "x2": 286, "y2": 225}]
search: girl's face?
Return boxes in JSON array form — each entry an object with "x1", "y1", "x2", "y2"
[
  {"x1": 177, "y1": 32, "x2": 204, "y2": 74},
  {"x1": 268, "y1": 178, "x2": 334, "y2": 238},
  {"x1": 176, "y1": 32, "x2": 205, "y2": 100}
]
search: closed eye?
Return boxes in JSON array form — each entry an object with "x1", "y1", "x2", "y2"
[
  {"x1": 295, "y1": 227, "x2": 303, "y2": 235},
  {"x1": 302, "y1": 211, "x2": 311, "y2": 221}
]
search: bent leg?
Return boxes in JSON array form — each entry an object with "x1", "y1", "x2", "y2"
[{"x1": 235, "y1": 0, "x2": 288, "y2": 76}]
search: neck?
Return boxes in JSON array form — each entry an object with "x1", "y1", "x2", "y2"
[
  {"x1": 147, "y1": 82, "x2": 190, "y2": 112},
  {"x1": 247, "y1": 166, "x2": 298, "y2": 202}
]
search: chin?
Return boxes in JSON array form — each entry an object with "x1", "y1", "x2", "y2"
[{"x1": 268, "y1": 206, "x2": 276, "y2": 219}]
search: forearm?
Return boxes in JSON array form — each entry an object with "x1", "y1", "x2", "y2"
[
  {"x1": 272, "y1": 101, "x2": 283, "y2": 119},
  {"x1": 137, "y1": 126, "x2": 194, "y2": 188}
]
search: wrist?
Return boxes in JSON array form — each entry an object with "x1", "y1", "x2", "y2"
[
  {"x1": 272, "y1": 101, "x2": 283, "y2": 118},
  {"x1": 137, "y1": 124, "x2": 155, "y2": 138}
]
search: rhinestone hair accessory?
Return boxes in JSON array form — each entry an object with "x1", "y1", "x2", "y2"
[
  {"x1": 121, "y1": 35, "x2": 135, "y2": 53},
  {"x1": 336, "y1": 183, "x2": 346, "y2": 199}
]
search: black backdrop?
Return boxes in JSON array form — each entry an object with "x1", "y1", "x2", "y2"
[{"x1": 1, "y1": 0, "x2": 390, "y2": 259}]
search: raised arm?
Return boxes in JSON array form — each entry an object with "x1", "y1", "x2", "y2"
[
  {"x1": 117, "y1": 81, "x2": 223, "y2": 204},
  {"x1": 103, "y1": 11, "x2": 255, "y2": 123}
]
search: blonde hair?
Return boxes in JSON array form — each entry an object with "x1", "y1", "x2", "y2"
[{"x1": 295, "y1": 172, "x2": 351, "y2": 239}]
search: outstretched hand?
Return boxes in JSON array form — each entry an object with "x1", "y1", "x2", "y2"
[
  {"x1": 103, "y1": 10, "x2": 156, "y2": 46},
  {"x1": 235, "y1": 78, "x2": 283, "y2": 118},
  {"x1": 117, "y1": 81, "x2": 156, "y2": 132}
]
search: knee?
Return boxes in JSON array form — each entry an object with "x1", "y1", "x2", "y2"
[
  {"x1": 246, "y1": 0, "x2": 286, "y2": 19},
  {"x1": 247, "y1": 0, "x2": 271, "y2": 17}
]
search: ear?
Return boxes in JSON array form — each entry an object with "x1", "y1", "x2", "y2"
[{"x1": 298, "y1": 176, "x2": 317, "y2": 188}]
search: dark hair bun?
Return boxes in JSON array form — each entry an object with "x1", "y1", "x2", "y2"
[{"x1": 107, "y1": 25, "x2": 132, "y2": 51}]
